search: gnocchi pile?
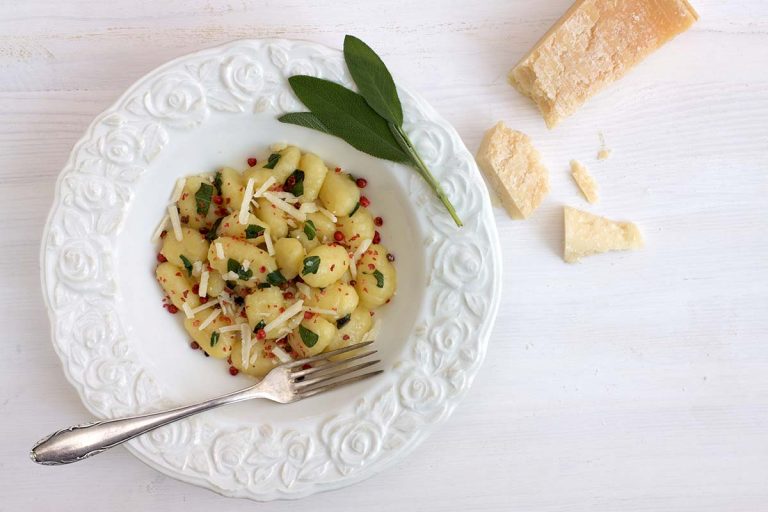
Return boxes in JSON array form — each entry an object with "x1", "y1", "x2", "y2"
[{"x1": 153, "y1": 145, "x2": 397, "y2": 378}]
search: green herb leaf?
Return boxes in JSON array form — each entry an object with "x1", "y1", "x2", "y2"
[
  {"x1": 206, "y1": 217, "x2": 224, "y2": 241},
  {"x1": 210, "y1": 331, "x2": 220, "y2": 347},
  {"x1": 266, "y1": 270, "x2": 287, "y2": 285},
  {"x1": 348, "y1": 202, "x2": 361, "y2": 217},
  {"x1": 286, "y1": 75, "x2": 409, "y2": 162},
  {"x1": 303, "y1": 219, "x2": 316, "y2": 240},
  {"x1": 245, "y1": 224, "x2": 265, "y2": 239},
  {"x1": 299, "y1": 324, "x2": 319, "y2": 348},
  {"x1": 179, "y1": 255, "x2": 193, "y2": 276},
  {"x1": 254, "y1": 320, "x2": 266, "y2": 332},
  {"x1": 373, "y1": 269, "x2": 384, "y2": 288},
  {"x1": 344, "y1": 35, "x2": 403, "y2": 127},
  {"x1": 285, "y1": 169, "x2": 305, "y2": 196},
  {"x1": 226, "y1": 280, "x2": 237, "y2": 289},
  {"x1": 336, "y1": 314, "x2": 352, "y2": 329},
  {"x1": 302, "y1": 255, "x2": 321, "y2": 275},
  {"x1": 227, "y1": 258, "x2": 253, "y2": 281},
  {"x1": 257, "y1": 283, "x2": 272, "y2": 289},
  {"x1": 263, "y1": 153, "x2": 281, "y2": 169},
  {"x1": 195, "y1": 182, "x2": 213, "y2": 216},
  {"x1": 278, "y1": 112, "x2": 331, "y2": 133},
  {"x1": 213, "y1": 172, "x2": 223, "y2": 195}
]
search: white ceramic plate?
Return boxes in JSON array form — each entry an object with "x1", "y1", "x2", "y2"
[{"x1": 41, "y1": 39, "x2": 501, "y2": 500}]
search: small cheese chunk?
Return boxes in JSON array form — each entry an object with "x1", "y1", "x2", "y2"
[
  {"x1": 509, "y1": 0, "x2": 699, "y2": 128},
  {"x1": 597, "y1": 149, "x2": 612, "y2": 160},
  {"x1": 570, "y1": 160, "x2": 599, "y2": 204},
  {"x1": 476, "y1": 122, "x2": 549, "y2": 219},
  {"x1": 564, "y1": 206, "x2": 643, "y2": 263}
]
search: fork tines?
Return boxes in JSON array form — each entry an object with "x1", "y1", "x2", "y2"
[{"x1": 288, "y1": 341, "x2": 382, "y2": 399}]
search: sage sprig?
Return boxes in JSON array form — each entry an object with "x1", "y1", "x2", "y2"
[{"x1": 279, "y1": 35, "x2": 462, "y2": 227}]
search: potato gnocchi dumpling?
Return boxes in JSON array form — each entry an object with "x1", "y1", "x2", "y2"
[{"x1": 154, "y1": 145, "x2": 396, "y2": 378}]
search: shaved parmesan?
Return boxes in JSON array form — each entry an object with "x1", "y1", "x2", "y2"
[
  {"x1": 215, "y1": 242, "x2": 225, "y2": 260},
  {"x1": 199, "y1": 309, "x2": 221, "y2": 330},
  {"x1": 223, "y1": 271, "x2": 240, "y2": 281},
  {"x1": 192, "y1": 260, "x2": 203, "y2": 277},
  {"x1": 238, "y1": 177, "x2": 256, "y2": 225},
  {"x1": 319, "y1": 207, "x2": 337, "y2": 223},
  {"x1": 218, "y1": 323, "x2": 246, "y2": 333},
  {"x1": 199, "y1": 270, "x2": 209, "y2": 298},
  {"x1": 170, "y1": 178, "x2": 186, "y2": 203},
  {"x1": 263, "y1": 192, "x2": 307, "y2": 221},
  {"x1": 151, "y1": 214, "x2": 169, "y2": 243},
  {"x1": 249, "y1": 342, "x2": 260, "y2": 365},
  {"x1": 167, "y1": 204, "x2": 183, "y2": 242},
  {"x1": 264, "y1": 300, "x2": 304, "y2": 333},
  {"x1": 349, "y1": 238, "x2": 372, "y2": 279},
  {"x1": 253, "y1": 176, "x2": 276, "y2": 198},
  {"x1": 241, "y1": 259, "x2": 251, "y2": 271},
  {"x1": 190, "y1": 299, "x2": 217, "y2": 315},
  {"x1": 264, "y1": 227, "x2": 275, "y2": 256},
  {"x1": 274, "y1": 191, "x2": 300, "y2": 203},
  {"x1": 296, "y1": 282, "x2": 312, "y2": 298},
  {"x1": 299, "y1": 202, "x2": 318, "y2": 214},
  {"x1": 182, "y1": 302, "x2": 194, "y2": 319},
  {"x1": 241, "y1": 329, "x2": 252, "y2": 370},
  {"x1": 272, "y1": 345, "x2": 292, "y2": 363}
]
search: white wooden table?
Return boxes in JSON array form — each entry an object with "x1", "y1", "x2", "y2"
[{"x1": 2, "y1": 1, "x2": 767, "y2": 510}]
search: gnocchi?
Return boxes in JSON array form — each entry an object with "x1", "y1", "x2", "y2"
[{"x1": 154, "y1": 146, "x2": 396, "y2": 378}]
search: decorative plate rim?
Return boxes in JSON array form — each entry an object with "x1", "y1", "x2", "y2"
[{"x1": 40, "y1": 37, "x2": 502, "y2": 500}]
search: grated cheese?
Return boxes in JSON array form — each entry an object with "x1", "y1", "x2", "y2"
[
  {"x1": 319, "y1": 207, "x2": 337, "y2": 223},
  {"x1": 349, "y1": 238, "x2": 372, "y2": 279},
  {"x1": 191, "y1": 299, "x2": 217, "y2": 315},
  {"x1": 296, "y1": 282, "x2": 312, "y2": 298},
  {"x1": 250, "y1": 198, "x2": 260, "y2": 209},
  {"x1": 286, "y1": 218, "x2": 298, "y2": 229},
  {"x1": 198, "y1": 270, "x2": 209, "y2": 297},
  {"x1": 303, "y1": 306, "x2": 337, "y2": 316},
  {"x1": 199, "y1": 309, "x2": 221, "y2": 330},
  {"x1": 241, "y1": 329, "x2": 253, "y2": 370},
  {"x1": 253, "y1": 176, "x2": 276, "y2": 198},
  {"x1": 264, "y1": 300, "x2": 304, "y2": 333},
  {"x1": 299, "y1": 202, "x2": 318, "y2": 214},
  {"x1": 182, "y1": 302, "x2": 194, "y2": 319},
  {"x1": 272, "y1": 345, "x2": 292, "y2": 363},
  {"x1": 170, "y1": 177, "x2": 186, "y2": 203},
  {"x1": 249, "y1": 341, "x2": 260, "y2": 365},
  {"x1": 217, "y1": 323, "x2": 247, "y2": 333},
  {"x1": 263, "y1": 192, "x2": 307, "y2": 221},
  {"x1": 273, "y1": 191, "x2": 300, "y2": 203},
  {"x1": 215, "y1": 242, "x2": 225, "y2": 260},
  {"x1": 192, "y1": 260, "x2": 203, "y2": 277},
  {"x1": 264, "y1": 227, "x2": 275, "y2": 256},
  {"x1": 241, "y1": 259, "x2": 251, "y2": 271},
  {"x1": 151, "y1": 214, "x2": 169, "y2": 242},
  {"x1": 238, "y1": 177, "x2": 256, "y2": 225},
  {"x1": 167, "y1": 204, "x2": 183, "y2": 241},
  {"x1": 223, "y1": 271, "x2": 240, "y2": 281}
]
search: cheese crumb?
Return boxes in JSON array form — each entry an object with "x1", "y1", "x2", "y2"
[
  {"x1": 570, "y1": 160, "x2": 600, "y2": 204},
  {"x1": 475, "y1": 122, "x2": 549, "y2": 219},
  {"x1": 167, "y1": 204, "x2": 183, "y2": 241},
  {"x1": 597, "y1": 149, "x2": 612, "y2": 160},
  {"x1": 215, "y1": 242, "x2": 225, "y2": 260},
  {"x1": 563, "y1": 206, "x2": 643, "y2": 263}
]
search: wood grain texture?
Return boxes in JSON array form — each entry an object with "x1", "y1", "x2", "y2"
[{"x1": 1, "y1": 1, "x2": 767, "y2": 510}]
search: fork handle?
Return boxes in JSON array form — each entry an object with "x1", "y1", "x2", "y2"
[{"x1": 31, "y1": 387, "x2": 264, "y2": 465}]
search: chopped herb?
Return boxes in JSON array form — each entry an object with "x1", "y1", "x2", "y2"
[
  {"x1": 206, "y1": 217, "x2": 224, "y2": 241},
  {"x1": 227, "y1": 258, "x2": 253, "y2": 281},
  {"x1": 348, "y1": 202, "x2": 361, "y2": 217},
  {"x1": 226, "y1": 280, "x2": 237, "y2": 289},
  {"x1": 299, "y1": 324, "x2": 319, "y2": 347},
  {"x1": 303, "y1": 219, "x2": 316, "y2": 240},
  {"x1": 266, "y1": 270, "x2": 287, "y2": 285},
  {"x1": 210, "y1": 331, "x2": 220, "y2": 347},
  {"x1": 373, "y1": 269, "x2": 385, "y2": 288},
  {"x1": 285, "y1": 169, "x2": 305, "y2": 196},
  {"x1": 336, "y1": 314, "x2": 352, "y2": 329},
  {"x1": 254, "y1": 320, "x2": 266, "y2": 332},
  {"x1": 245, "y1": 224, "x2": 265, "y2": 239},
  {"x1": 213, "y1": 171, "x2": 223, "y2": 195},
  {"x1": 179, "y1": 255, "x2": 193, "y2": 276},
  {"x1": 347, "y1": 173, "x2": 356, "y2": 182},
  {"x1": 302, "y1": 255, "x2": 321, "y2": 275},
  {"x1": 195, "y1": 182, "x2": 214, "y2": 215},
  {"x1": 257, "y1": 283, "x2": 272, "y2": 289},
  {"x1": 263, "y1": 153, "x2": 281, "y2": 169},
  {"x1": 234, "y1": 296, "x2": 245, "y2": 306}
]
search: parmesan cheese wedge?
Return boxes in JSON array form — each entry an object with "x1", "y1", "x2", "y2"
[
  {"x1": 570, "y1": 160, "x2": 599, "y2": 204},
  {"x1": 563, "y1": 206, "x2": 643, "y2": 263},
  {"x1": 509, "y1": 0, "x2": 699, "y2": 128},
  {"x1": 476, "y1": 122, "x2": 549, "y2": 219}
]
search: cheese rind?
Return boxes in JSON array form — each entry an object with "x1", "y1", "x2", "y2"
[
  {"x1": 509, "y1": 0, "x2": 699, "y2": 128},
  {"x1": 475, "y1": 122, "x2": 550, "y2": 219},
  {"x1": 570, "y1": 159, "x2": 599, "y2": 204},
  {"x1": 563, "y1": 206, "x2": 642, "y2": 263}
]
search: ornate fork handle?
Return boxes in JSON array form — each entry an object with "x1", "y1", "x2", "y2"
[{"x1": 31, "y1": 386, "x2": 265, "y2": 465}]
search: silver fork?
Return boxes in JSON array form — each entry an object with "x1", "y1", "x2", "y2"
[{"x1": 30, "y1": 341, "x2": 381, "y2": 465}]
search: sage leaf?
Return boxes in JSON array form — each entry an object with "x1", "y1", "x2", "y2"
[
  {"x1": 278, "y1": 112, "x2": 331, "y2": 133},
  {"x1": 344, "y1": 35, "x2": 403, "y2": 127},
  {"x1": 286, "y1": 75, "x2": 409, "y2": 163}
]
